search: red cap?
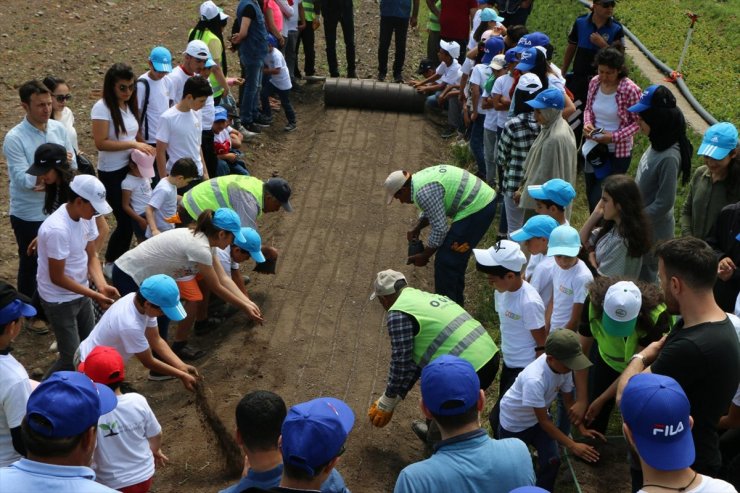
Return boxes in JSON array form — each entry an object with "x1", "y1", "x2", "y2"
[{"x1": 78, "y1": 346, "x2": 125, "y2": 384}]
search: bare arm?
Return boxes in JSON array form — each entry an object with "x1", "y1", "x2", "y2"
[
  {"x1": 145, "y1": 205, "x2": 160, "y2": 236},
  {"x1": 155, "y1": 140, "x2": 168, "y2": 179},
  {"x1": 426, "y1": 0, "x2": 439, "y2": 18},
  {"x1": 198, "y1": 261, "x2": 263, "y2": 322},
  {"x1": 562, "y1": 43, "x2": 577, "y2": 74},
  {"x1": 92, "y1": 119, "x2": 152, "y2": 153}
]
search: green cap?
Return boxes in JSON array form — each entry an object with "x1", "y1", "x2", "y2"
[{"x1": 545, "y1": 330, "x2": 592, "y2": 371}]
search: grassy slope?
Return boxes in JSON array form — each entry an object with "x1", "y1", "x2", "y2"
[{"x1": 616, "y1": 0, "x2": 739, "y2": 123}]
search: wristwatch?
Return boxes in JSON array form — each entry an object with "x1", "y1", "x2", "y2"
[{"x1": 630, "y1": 354, "x2": 647, "y2": 366}]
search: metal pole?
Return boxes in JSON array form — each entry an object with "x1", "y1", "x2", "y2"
[{"x1": 675, "y1": 12, "x2": 700, "y2": 76}]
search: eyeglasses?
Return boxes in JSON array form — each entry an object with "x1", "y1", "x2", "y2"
[
  {"x1": 118, "y1": 83, "x2": 135, "y2": 92},
  {"x1": 54, "y1": 94, "x2": 73, "y2": 103}
]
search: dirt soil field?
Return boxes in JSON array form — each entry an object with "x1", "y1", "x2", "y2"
[{"x1": 1, "y1": 1, "x2": 635, "y2": 492}]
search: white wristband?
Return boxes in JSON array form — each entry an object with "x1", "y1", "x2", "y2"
[{"x1": 377, "y1": 393, "x2": 403, "y2": 412}]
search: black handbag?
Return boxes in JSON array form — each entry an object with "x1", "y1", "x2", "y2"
[{"x1": 76, "y1": 152, "x2": 97, "y2": 176}]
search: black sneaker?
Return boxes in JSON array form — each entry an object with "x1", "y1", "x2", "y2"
[
  {"x1": 411, "y1": 420, "x2": 428, "y2": 443},
  {"x1": 173, "y1": 344, "x2": 207, "y2": 361},
  {"x1": 393, "y1": 76, "x2": 404, "y2": 84},
  {"x1": 440, "y1": 126, "x2": 457, "y2": 139},
  {"x1": 148, "y1": 371, "x2": 175, "y2": 382},
  {"x1": 377, "y1": 74, "x2": 386, "y2": 82},
  {"x1": 245, "y1": 123, "x2": 262, "y2": 134},
  {"x1": 347, "y1": 71, "x2": 357, "y2": 79},
  {"x1": 254, "y1": 115, "x2": 273, "y2": 127},
  {"x1": 284, "y1": 122, "x2": 297, "y2": 132}
]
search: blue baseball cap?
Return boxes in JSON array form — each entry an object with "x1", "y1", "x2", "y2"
[
  {"x1": 26, "y1": 371, "x2": 117, "y2": 438},
  {"x1": 234, "y1": 227, "x2": 266, "y2": 263},
  {"x1": 281, "y1": 397, "x2": 355, "y2": 475},
  {"x1": 480, "y1": 8, "x2": 504, "y2": 23},
  {"x1": 481, "y1": 36, "x2": 505, "y2": 64},
  {"x1": 149, "y1": 46, "x2": 173, "y2": 73},
  {"x1": 504, "y1": 48, "x2": 519, "y2": 65},
  {"x1": 214, "y1": 106, "x2": 228, "y2": 121},
  {"x1": 213, "y1": 208, "x2": 248, "y2": 244},
  {"x1": 546, "y1": 225, "x2": 581, "y2": 257},
  {"x1": 526, "y1": 88, "x2": 565, "y2": 110},
  {"x1": 620, "y1": 373, "x2": 695, "y2": 471},
  {"x1": 205, "y1": 57, "x2": 217, "y2": 69},
  {"x1": 527, "y1": 178, "x2": 576, "y2": 206},
  {"x1": 510, "y1": 215, "x2": 559, "y2": 242},
  {"x1": 698, "y1": 122, "x2": 738, "y2": 160},
  {"x1": 513, "y1": 32, "x2": 550, "y2": 53},
  {"x1": 267, "y1": 34, "x2": 278, "y2": 47},
  {"x1": 140, "y1": 274, "x2": 187, "y2": 322},
  {"x1": 421, "y1": 355, "x2": 480, "y2": 416},
  {"x1": 627, "y1": 84, "x2": 675, "y2": 113},
  {"x1": 515, "y1": 47, "x2": 539, "y2": 71},
  {"x1": 0, "y1": 281, "x2": 36, "y2": 326}
]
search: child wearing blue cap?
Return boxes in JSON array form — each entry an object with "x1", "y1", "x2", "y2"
[
  {"x1": 258, "y1": 34, "x2": 297, "y2": 132},
  {"x1": 510, "y1": 214, "x2": 559, "y2": 309},
  {"x1": 212, "y1": 106, "x2": 250, "y2": 176},
  {"x1": 681, "y1": 122, "x2": 739, "y2": 241},
  {"x1": 0, "y1": 281, "x2": 37, "y2": 468}
]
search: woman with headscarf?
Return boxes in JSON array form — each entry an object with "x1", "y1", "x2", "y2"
[
  {"x1": 627, "y1": 84, "x2": 693, "y2": 283},
  {"x1": 515, "y1": 88, "x2": 578, "y2": 217}
]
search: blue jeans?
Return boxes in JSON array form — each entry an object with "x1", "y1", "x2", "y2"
[
  {"x1": 239, "y1": 60, "x2": 263, "y2": 125},
  {"x1": 434, "y1": 200, "x2": 496, "y2": 306},
  {"x1": 500, "y1": 422, "x2": 561, "y2": 491},
  {"x1": 42, "y1": 296, "x2": 95, "y2": 376},
  {"x1": 469, "y1": 113, "x2": 486, "y2": 178},
  {"x1": 260, "y1": 77, "x2": 296, "y2": 124}
]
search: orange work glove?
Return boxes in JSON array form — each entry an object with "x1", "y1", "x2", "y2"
[{"x1": 368, "y1": 393, "x2": 402, "y2": 428}]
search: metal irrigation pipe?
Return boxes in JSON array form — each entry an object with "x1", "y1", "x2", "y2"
[{"x1": 573, "y1": 0, "x2": 718, "y2": 126}]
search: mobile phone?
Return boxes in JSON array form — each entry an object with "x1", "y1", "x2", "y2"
[{"x1": 590, "y1": 127, "x2": 604, "y2": 137}]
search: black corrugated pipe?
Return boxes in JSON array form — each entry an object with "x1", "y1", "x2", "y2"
[
  {"x1": 324, "y1": 78, "x2": 427, "y2": 113},
  {"x1": 574, "y1": 0, "x2": 717, "y2": 126}
]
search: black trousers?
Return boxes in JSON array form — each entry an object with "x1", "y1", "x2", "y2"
[
  {"x1": 323, "y1": 2, "x2": 356, "y2": 77},
  {"x1": 201, "y1": 129, "x2": 218, "y2": 179},
  {"x1": 377, "y1": 16, "x2": 410, "y2": 80},
  {"x1": 489, "y1": 362, "x2": 525, "y2": 437},
  {"x1": 587, "y1": 345, "x2": 621, "y2": 434},
  {"x1": 296, "y1": 22, "x2": 316, "y2": 76},
  {"x1": 98, "y1": 167, "x2": 132, "y2": 263}
]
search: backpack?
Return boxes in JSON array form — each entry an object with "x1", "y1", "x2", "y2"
[{"x1": 137, "y1": 77, "x2": 151, "y2": 141}]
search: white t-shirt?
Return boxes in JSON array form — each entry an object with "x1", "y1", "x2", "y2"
[
  {"x1": 37, "y1": 205, "x2": 98, "y2": 302},
  {"x1": 495, "y1": 281, "x2": 546, "y2": 368},
  {"x1": 593, "y1": 88, "x2": 620, "y2": 153},
  {"x1": 437, "y1": 59, "x2": 462, "y2": 85},
  {"x1": 491, "y1": 73, "x2": 514, "y2": 129},
  {"x1": 547, "y1": 73, "x2": 567, "y2": 96},
  {"x1": 549, "y1": 259, "x2": 593, "y2": 332},
  {"x1": 499, "y1": 354, "x2": 574, "y2": 432},
  {"x1": 146, "y1": 178, "x2": 178, "y2": 238},
  {"x1": 735, "y1": 292, "x2": 740, "y2": 317},
  {"x1": 201, "y1": 95, "x2": 215, "y2": 131},
  {"x1": 93, "y1": 393, "x2": 161, "y2": 490},
  {"x1": 637, "y1": 475, "x2": 736, "y2": 493},
  {"x1": 115, "y1": 228, "x2": 214, "y2": 285},
  {"x1": 469, "y1": 64, "x2": 493, "y2": 114},
  {"x1": 78, "y1": 293, "x2": 157, "y2": 364},
  {"x1": 59, "y1": 106, "x2": 79, "y2": 152},
  {"x1": 468, "y1": 9, "x2": 482, "y2": 50},
  {"x1": 157, "y1": 106, "x2": 203, "y2": 176},
  {"x1": 91, "y1": 99, "x2": 139, "y2": 172},
  {"x1": 121, "y1": 174, "x2": 152, "y2": 216},
  {"x1": 216, "y1": 246, "x2": 239, "y2": 274},
  {"x1": 529, "y1": 255, "x2": 557, "y2": 308},
  {"x1": 0, "y1": 354, "x2": 31, "y2": 467},
  {"x1": 137, "y1": 72, "x2": 172, "y2": 144},
  {"x1": 265, "y1": 49, "x2": 292, "y2": 91},
  {"x1": 164, "y1": 65, "x2": 192, "y2": 104},
  {"x1": 283, "y1": 0, "x2": 301, "y2": 32}
]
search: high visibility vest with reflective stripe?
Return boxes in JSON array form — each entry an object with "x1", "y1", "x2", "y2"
[
  {"x1": 427, "y1": 0, "x2": 441, "y2": 31},
  {"x1": 190, "y1": 29, "x2": 225, "y2": 98},
  {"x1": 412, "y1": 165, "x2": 495, "y2": 223},
  {"x1": 183, "y1": 176, "x2": 263, "y2": 220},
  {"x1": 304, "y1": 0, "x2": 315, "y2": 22},
  {"x1": 589, "y1": 302, "x2": 670, "y2": 373},
  {"x1": 390, "y1": 287, "x2": 498, "y2": 370}
]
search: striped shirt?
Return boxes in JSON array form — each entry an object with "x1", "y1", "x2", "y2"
[{"x1": 496, "y1": 112, "x2": 540, "y2": 196}]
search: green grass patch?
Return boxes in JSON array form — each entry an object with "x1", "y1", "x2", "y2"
[{"x1": 616, "y1": 0, "x2": 739, "y2": 123}]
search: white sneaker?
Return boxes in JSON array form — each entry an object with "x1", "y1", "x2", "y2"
[{"x1": 103, "y1": 262, "x2": 114, "y2": 279}]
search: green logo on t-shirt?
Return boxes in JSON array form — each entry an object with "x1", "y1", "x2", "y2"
[{"x1": 100, "y1": 420, "x2": 119, "y2": 437}]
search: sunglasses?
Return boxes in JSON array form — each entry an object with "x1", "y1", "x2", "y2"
[
  {"x1": 54, "y1": 94, "x2": 73, "y2": 103},
  {"x1": 118, "y1": 83, "x2": 135, "y2": 92}
]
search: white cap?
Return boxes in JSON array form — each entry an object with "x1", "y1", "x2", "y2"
[
  {"x1": 383, "y1": 170, "x2": 409, "y2": 205},
  {"x1": 183, "y1": 40, "x2": 211, "y2": 60},
  {"x1": 516, "y1": 72, "x2": 543, "y2": 94},
  {"x1": 370, "y1": 270, "x2": 407, "y2": 300},
  {"x1": 473, "y1": 240, "x2": 526, "y2": 272},
  {"x1": 70, "y1": 175, "x2": 113, "y2": 215},
  {"x1": 200, "y1": 0, "x2": 229, "y2": 21},
  {"x1": 603, "y1": 281, "x2": 642, "y2": 337},
  {"x1": 489, "y1": 54, "x2": 507, "y2": 70},
  {"x1": 439, "y1": 40, "x2": 460, "y2": 60}
]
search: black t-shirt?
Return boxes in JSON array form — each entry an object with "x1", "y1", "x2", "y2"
[{"x1": 651, "y1": 317, "x2": 740, "y2": 474}]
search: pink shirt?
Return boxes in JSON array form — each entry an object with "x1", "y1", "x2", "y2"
[{"x1": 264, "y1": 0, "x2": 283, "y2": 33}]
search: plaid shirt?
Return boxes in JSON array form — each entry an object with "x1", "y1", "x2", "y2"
[
  {"x1": 496, "y1": 112, "x2": 540, "y2": 196},
  {"x1": 385, "y1": 310, "x2": 422, "y2": 398},
  {"x1": 413, "y1": 182, "x2": 449, "y2": 249},
  {"x1": 583, "y1": 76, "x2": 642, "y2": 158}
]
